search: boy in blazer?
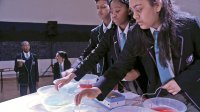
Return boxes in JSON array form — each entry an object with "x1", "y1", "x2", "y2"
[{"x1": 14, "y1": 41, "x2": 39, "y2": 96}]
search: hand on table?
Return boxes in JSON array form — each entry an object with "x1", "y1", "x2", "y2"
[
  {"x1": 61, "y1": 68, "x2": 75, "y2": 77},
  {"x1": 75, "y1": 87, "x2": 101, "y2": 106},
  {"x1": 54, "y1": 73, "x2": 76, "y2": 90}
]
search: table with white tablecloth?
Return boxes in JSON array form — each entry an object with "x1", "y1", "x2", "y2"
[{"x1": 0, "y1": 92, "x2": 111, "y2": 112}]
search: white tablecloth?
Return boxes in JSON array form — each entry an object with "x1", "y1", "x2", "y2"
[{"x1": 0, "y1": 93, "x2": 110, "y2": 112}]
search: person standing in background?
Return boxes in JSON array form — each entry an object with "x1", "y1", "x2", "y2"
[
  {"x1": 53, "y1": 51, "x2": 71, "y2": 80},
  {"x1": 14, "y1": 41, "x2": 39, "y2": 96}
]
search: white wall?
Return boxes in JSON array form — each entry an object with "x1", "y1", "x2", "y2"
[
  {"x1": 175, "y1": 0, "x2": 200, "y2": 19},
  {"x1": 0, "y1": 0, "x2": 199, "y2": 25},
  {"x1": 0, "y1": 0, "x2": 101, "y2": 25}
]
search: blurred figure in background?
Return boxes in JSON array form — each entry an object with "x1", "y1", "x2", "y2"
[
  {"x1": 14, "y1": 41, "x2": 39, "y2": 96},
  {"x1": 53, "y1": 51, "x2": 71, "y2": 80}
]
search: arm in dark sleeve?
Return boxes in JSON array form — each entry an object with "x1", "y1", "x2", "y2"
[
  {"x1": 66, "y1": 59, "x2": 71, "y2": 69},
  {"x1": 95, "y1": 28, "x2": 139, "y2": 100},
  {"x1": 73, "y1": 30, "x2": 112, "y2": 81},
  {"x1": 80, "y1": 30, "x2": 99, "y2": 59},
  {"x1": 71, "y1": 28, "x2": 99, "y2": 68},
  {"x1": 53, "y1": 63, "x2": 59, "y2": 80},
  {"x1": 34, "y1": 55, "x2": 39, "y2": 82},
  {"x1": 14, "y1": 55, "x2": 19, "y2": 72},
  {"x1": 175, "y1": 18, "x2": 200, "y2": 91}
]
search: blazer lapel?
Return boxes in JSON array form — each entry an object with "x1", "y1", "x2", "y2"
[
  {"x1": 113, "y1": 31, "x2": 121, "y2": 59},
  {"x1": 97, "y1": 24, "x2": 104, "y2": 42},
  {"x1": 172, "y1": 35, "x2": 184, "y2": 75},
  {"x1": 145, "y1": 30, "x2": 157, "y2": 65},
  {"x1": 64, "y1": 61, "x2": 68, "y2": 71},
  {"x1": 30, "y1": 53, "x2": 33, "y2": 72},
  {"x1": 21, "y1": 52, "x2": 26, "y2": 60}
]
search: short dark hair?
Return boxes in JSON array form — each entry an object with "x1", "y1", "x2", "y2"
[
  {"x1": 21, "y1": 41, "x2": 30, "y2": 46},
  {"x1": 109, "y1": 0, "x2": 129, "y2": 7},
  {"x1": 95, "y1": 0, "x2": 109, "y2": 4}
]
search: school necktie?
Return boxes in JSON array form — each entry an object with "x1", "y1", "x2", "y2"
[
  {"x1": 120, "y1": 32, "x2": 126, "y2": 51},
  {"x1": 153, "y1": 31, "x2": 172, "y2": 84},
  {"x1": 103, "y1": 27, "x2": 108, "y2": 33},
  {"x1": 59, "y1": 64, "x2": 63, "y2": 73},
  {"x1": 25, "y1": 53, "x2": 29, "y2": 59}
]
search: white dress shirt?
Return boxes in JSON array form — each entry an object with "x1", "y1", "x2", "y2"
[
  {"x1": 103, "y1": 20, "x2": 113, "y2": 33},
  {"x1": 23, "y1": 52, "x2": 30, "y2": 59},
  {"x1": 59, "y1": 62, "x2": 64, "y2": 72},
  {"x1": 117, "y1": 23, "x2": 129, "y2": 50}
]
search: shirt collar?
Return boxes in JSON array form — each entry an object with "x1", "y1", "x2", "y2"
[
  {"x1": 117, "y1": 23, "x2": 129, "y2": 38},
  {"x1": 103, "y1": 20, "x2": 112, "y2": 33},
  {"x1": 150, "y1": 25, "x2": 162, "y2": 35},
  {"x1": 23, "y1": 51, "x2": 30, "y2": 55},
  {"x1": 59, "y1": 61, "x2": 64, "y2": 66}
]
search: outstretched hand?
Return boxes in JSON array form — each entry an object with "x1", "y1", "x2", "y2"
[
  {"x1": 54, "y1": 73, "x2": 76, "y2": 90},
  {"x1": 75, "y1": 87, "x2": 102, "y2": 106},
  {"x1": 61, "y1": 68, "x2": 75, "y2": 77}
]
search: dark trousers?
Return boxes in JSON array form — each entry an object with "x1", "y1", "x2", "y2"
[{"x1": 20, "y1": 83, "x2": 36, "y2": 96}]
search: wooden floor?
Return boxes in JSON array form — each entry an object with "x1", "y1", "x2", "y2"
[{"x1": 0, "y1": 76, "x2": 53, "y2": 102}]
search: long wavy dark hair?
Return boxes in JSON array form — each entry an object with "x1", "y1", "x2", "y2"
[
  {"x1": 154, "y1": 0, "x2": 179, "y2": 67},
  {"x1": 57, "y1": 51, "x2": 71, "y2": 66},
  {"x1": 146, "y1": 0, "x2": 179, "y2": 67}
]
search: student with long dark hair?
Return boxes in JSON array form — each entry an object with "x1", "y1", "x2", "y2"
[
  {"x1": 75, "y1": 0, "x2": 200, "y2": 111},
  {"x1": 55, "y1": 0, "x2": 147, "y2": 94},
  {"x1": 53, "y1": 51, "x2": 71, "y2": 80}
]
